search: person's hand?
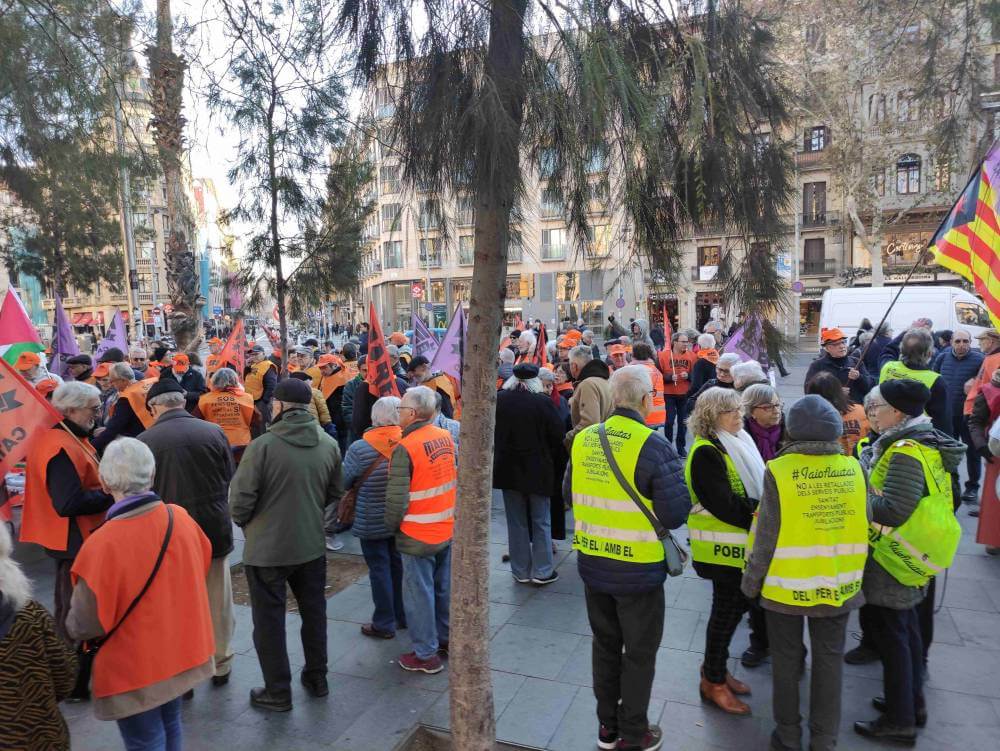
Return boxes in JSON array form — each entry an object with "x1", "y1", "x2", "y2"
[
  {"x1": 93, "y1": 427, "x2": 105, "y2": 437},
  {"x1": 978, "y1": 445, "x2": 994, "y2": 464},
  {"x1": 680, "y1": 371, "x2": 688, "y2": 380},
  {"x1": 847, "y1": 368, "x2": 860, "y2": 381},
  {"x1": 672, "y1": 374, "x2": 679, "y2": 383}
]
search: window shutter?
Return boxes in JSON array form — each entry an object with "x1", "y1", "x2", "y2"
[{"x1": 804, "y1": 129, "x2": 810, "y2": 151}]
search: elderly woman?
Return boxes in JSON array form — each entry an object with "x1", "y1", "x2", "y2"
[
  {"x1": 806, "y1": 371, "x2": 869, "y2": 457},
  {"x1": 685, "y1": 387, "x2": 766, "y2": 715},
  {"x1": 195, "y1": 367, "x2": 260, "y2": 452},
  {"x1": 0, "y1": 523, "x2": 77, "y2": 750},
  {"x1": 67, "y1": 438, "x2": 214, "y2": 750},
  {"x1": 22, "y1": 382, "x2": 113, "y2": 699},
  {"x1": 494, "y1": 363, "x2": 566, "y2": 585},
  {"x1": 688, "y1": 352, "x2": 740, "y2": 406},
  {"x1": 345, "y1": 396, "x2": 406, "y2": 639},
  {"x1": 732, "y1": 360, "x2": 768, "y2": 392},
  {"x1": 689, "y1": 333, "x2": 720, "y2": 394}
]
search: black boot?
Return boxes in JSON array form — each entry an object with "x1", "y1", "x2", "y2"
[
  {"x1": 853, "y1": 717, "x2": 916, "y2": 746},
  {"x1": 872, "y1": 696, "x2": 927, "y2": 728},
  {"x1": 250, "y1": 687, "x2": 292, "y2": 712}
]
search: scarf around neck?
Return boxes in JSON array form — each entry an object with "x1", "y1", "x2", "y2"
[
  {"x1": 364, "y1": 425, "x2": 403, "y2": 458},
  {"x1": 746, "y1": 417, "x2": 782, "y2": 461},
  {"x1": 716, "y1": 428, "x2": 766, "y2": 500}
]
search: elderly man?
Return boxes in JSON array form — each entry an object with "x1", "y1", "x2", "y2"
[
  {"x1": 21, "y1": 381, "x2": 114, "y2": 700},
  {"x1": 878, "y1": 328, "x2": 950, "y2": 433},
  {"x1": 291, "y1": 345, "x2": 323, "y2": 382},
  {"x1": 128, "y1": 346, "x2": 150, "y2": 380},
  {"x1": 14, "y1": 351, "x2": 63, "y2": 387},
  {"x1": 65, "y1": 354, "x2": 94, "y2": 383},
  {"x1": 963, "y1": 328, "x2": 1000, "y2": 425},
  {"x1": 658, "y1": 332, "x2": 698, "y2": 455},
  {"x1": 933, "y1": 328, "x2": 984, "y2": 504},
  {"x1": 384, "y1": 386, "x2": 457, "y2": 674},
  {"x1": 805, "y1": 327, "x2": 873, "y2": 405},
  {"x1": 316, "y1": 353, "x2": 352, "y2": 454},
  {"x1": 565, "y1": 344, "x2": 613, "y2": 450},
  {"x1": 245, "y1": 345, "x2": 278, "y2": 426},
  {"x1": 406, "y1": 355, "x2": 455, "y2": 418},
  {"x1": 92, "y1": 362, "x2": 156, "y2": 452},
  {"x1": 229, "y1": 378, "x2": 342, "y2": 711},
  {"x1": 581, "y1": 329, "x2": 601, "y2": 360},
  {"x1": 877, "y1": 317, "x2": 935, "y2": 372},
  {"x1": 205, "y1": 337, "x2": 229, "y2": 379},
  {"x1": 563, "y1": 365, "x2": 691, "y2": 751},
  {"x1": 140, "y1": 379, "x2": 237, "y2": 688},
  {"x1": 386, "y1": 344, "x2": 408, "y2": 381}
]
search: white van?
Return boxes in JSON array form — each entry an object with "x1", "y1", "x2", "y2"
[{"x1": 818, "y1": 285, "x2": 993, "y2": 346}]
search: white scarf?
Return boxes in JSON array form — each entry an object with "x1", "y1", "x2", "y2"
[{"x1": 716, "y1": 428, "x2": 766, "y2": 501}]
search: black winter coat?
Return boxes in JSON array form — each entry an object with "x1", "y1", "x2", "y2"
[
  {"x1": 804, "y1": 352, "x2": 872, "y2": 405},
  {"x1": 492, "y1": 388, "x2": 566, "y2": 496},
  {"x1": 351, "y1": 375, "x2": 409, "y2": 439},
  {"x1": 138, "y1": 409, "x2": 235, "y2": 558}
]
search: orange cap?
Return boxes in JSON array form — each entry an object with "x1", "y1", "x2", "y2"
[
  {"x1": 208, "y1": 337, "x2": 223, "y2": 346},
  {"x1": 820, "y1": 327, "x2": 847, "y2": 344},
  {"x1": 607, "y1": 344, "x2": 626, "y2": 356},
  {"x1": 317, "y1": 354, "x2": 342, "y2": 367},
  {"x1": 14, "y1": 351, "x2": 41, "y2": 371},
  {"x1": 35, "y1": 378, "x2": 58, "y2": 396},
  {"x1": 389, "y1": 332, "x2": 409, "y2": 346},
  {"x1": 93, "y1": 362, "x2": 111, "y2": 378},
  {"x1": 172, "y1": 353, "x2": 190, "y2": 373}
]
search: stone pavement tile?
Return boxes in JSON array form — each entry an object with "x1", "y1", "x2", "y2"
[
  {"x1": 489, "y1": 601, "x2": 519, "y2": 637},
  {"x1": 946, "y1": 552, "x2": 1000, "y2": 581},
  {"x1": 490, "y1": 623, "x2": 582, "y2": 680},
  {"x1": 674, "y1": 577, "x2": 714, "y2": 614},
  {"x1": 554, "y1": 636, "x2": 593, "y2": 687},
  {"x1": 661, "y1": 606, "x2": 702, "y2": 650},
  {"x1": 547, "y1": 686, "x2": 665, "y2": 751},
  {"x1": 495, "y1": 677, "x2": 579, "y2": 748},
  {"x1": 330, "y1": 681, "x2": 440, "y2": 750},
  {"x1": 508, "y1": 591, "x2": 592, "y2": 636},
  {"x1": 421, "y1": 669, "x2": 526, "y2": 729},
  {"x1": 940, "y1": 575, "x2": 1000, "y2": 612},
  {"x1": 535, "y1": 557, "x2": 585, "y2": 595},
  {"x1": 946, "y1": 607, "x2": 1000, "y2": 651},
  {"x1": 658, "y1": 698, "x2": 772, "y2": 751},
  {"x1": 649, "y1": 647, "x2": 710, "y2": 705},
  {"x1": 329, "y1": 627, "x2": 451, "y2": 691},
  {"x1": 488, "y1": 568, "x2": 543, "y2": 606},
  {"x1": 924, "y1": 642, "x2": 1000, "y2": 699},
  {"x1": 928, "y1": 606, "x2": 964, "y2": 647},
  {"x1": 326, "y1": 583, "x2": 384, "y2": 623}
]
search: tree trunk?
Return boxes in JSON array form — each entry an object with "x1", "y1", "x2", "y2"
[
  {"x1": 449, "y1": 2, "x2": 528, "y2": 749},
  {"x1": 148, "y1": 0, "x2": 199, "y2": 350},
  {"x1": 266, "y1": 85, "x2": 289, "y2": 376}
]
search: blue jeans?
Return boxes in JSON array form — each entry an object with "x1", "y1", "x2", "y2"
[
  {"x1": 401, "y1": 546, "x2": 451, "y2": 660},
  {"x1": 664, "y1": 395, "x2": 688, "y2": 453},
  {"x1": 501, "y1": 490, "x2": 554, "y2": 580},
  {"x1": 360, "y1": 537, "x2": 406, "y2": 633},
  {"x1": 117, "y1": 697, "x2": 182, "y2": 751}
]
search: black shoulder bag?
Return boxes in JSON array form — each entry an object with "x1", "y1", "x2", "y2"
[
  {"x1": 83, "y1": 505, "x2": 174, "y2": 657},
  {"x1": 597, "y1": 424, "x2": 687, "y2": 577}
]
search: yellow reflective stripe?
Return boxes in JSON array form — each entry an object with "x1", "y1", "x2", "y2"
[
  {"x1": 688, "y1": 528, "x2": 748, "y2": 545},
  {"x1": 771, "y1": 543, "x2": 869, "y2": 559},
  {"x1": 575, "y1": 519, "x2": 659, "y2": 544},
  {"x1": 763, "y1": 569, "x2": 864, "y2": 591},
  {"x1": 410, "y1": 480, "x2": 456, "y2": 501},
  {"x1": 572, "y1": 492, "x2": 649, "y2": 512},
  {"x1": 689, "y1": 504, "x2": 708, "y2": 515},
  {"x1": 402, "y1": 508, "x2": 455, "y2": 523}
]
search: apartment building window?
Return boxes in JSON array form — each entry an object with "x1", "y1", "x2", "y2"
[
  {"x1": 587, "y1": 180, "x2": 609, "y2": 210},
  {"x1": 380, "y1": 165, "x2": 400, "y2": 194},
  {"x1": 362, "y1": 215, "x2": 380, "y2": 241},
  {"x1": 805, "y1": 23, "x2": 826, "y2": 52},
  {"x1": 872, "y1": 168, "x2": 886, "y2": 196},
  {"x1": 541, "y1": 228, "x2": 566, "y2": 260},
  {"x1": 753, "y1": 132, "x2": 771, "y2": 156},
  {"x1": 585, "y1": 143, "x2": 608, "y2": 174},
  {"x1": 802, "y1": 182, "x2": 827, "y2": 226},
  {"x1": 585, "y1": 224, "x2": 611, "y2": 258},
  {"x1": 696, "y1": 245, "x2": 720, "y2": 281},
  {"x1": 933, "y1": 156, "x2": 951, "y2": 192},
  {"x1": 458, "y1": 235, "x2": 474, "y2": 265},
  {"x1": 508, "y1": 235, "x2": 523, "y2": 263},
  {"x1": 418, "y1": 199, "x2": 440, "y2": 230},
  {"x1": 897, "y1": 91, "x2": 919, "y2": 122},
  {"x1": 455, "y1": 195, "x2": 474, "y2": 226},
  {"x1": 381, "y1": 203, "x2": 402, "y2": 232},
  {"x1": 803, "y1": 238, "x2": 827, "y2": 275},
  {"x1": 419, "y1": 238, "x2": 442, "y2": 267},
  {"x1": 868, "y1": 94, "x2": 887, "y2": 123},
  {"x1": 539, "y1": 147, "x2": 557, "y2": 178},
  {"x1": 896, "y1": 153, "x2": 921, "y2": 194},
  {"x1": 540, "y1": 188, "x2": 564, "y2": 219},
  {"x1": 383, "y1": 240, "x2": 403, "y2": 269},
  {"x1": 803, "y1": 125, "x2": 828, "y2": 152},
  {"x1": 375, "y1": 87, "x2": 395, "y2": 119}
]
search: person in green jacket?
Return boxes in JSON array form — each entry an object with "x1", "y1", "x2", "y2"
[{"x1": 229, "y1": 378, "x2": 343, "y2": 713}]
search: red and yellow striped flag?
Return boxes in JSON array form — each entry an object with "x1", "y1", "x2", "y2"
[{"x1": 928, "y1": 142, "x2": 1000, "y2": 326}]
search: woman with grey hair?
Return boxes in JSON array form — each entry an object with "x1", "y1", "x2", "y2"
[
  {"x1": 0, "y1": 523, "x2": 77, "y2": 750},
  {"x1": 690, "y1": 333, "x2": 721, "y2": 395},
  {"x1": 343, "y1": 396, "x2": 408, "y2": 639},
  {"x1": 196, "y1": 367, "x2": 260, "y2": 452},
  {"x1": 67, "y1": 437, "x2": 215, "y2": 749},
  {"x1": 685, "y1": 387, "x2": 766, "y2": 715},
  {"x1": 731, "y1": 360, "x2": 768, "y2": 391}
]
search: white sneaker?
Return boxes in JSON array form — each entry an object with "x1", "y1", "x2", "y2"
[{"x1": 326, "y1": 536, "x2": 344, "y2": 552}]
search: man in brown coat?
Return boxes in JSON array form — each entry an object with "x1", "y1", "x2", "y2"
[{"x1": 564, "y1": 345, "x2": 613, "y2": 450}]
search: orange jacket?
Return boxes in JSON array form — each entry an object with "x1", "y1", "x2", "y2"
[
  {"x1": 964, "y1": 351, "x2": 1000, "y2": 416},
  {"x1": 197, "y1": 389, "x2": 255, "y2": 446},
  {"x1": 397, "y1": 424, "x2": 456, "y2": 545},
  {"x1": 658, "y1": 350, "x2": 697, "y2": 396},
  {"x1": 22, "y1": 428, "x2": 105, "y2": 552},
  {"x1": 636, "y1": 359, "x2": 667, "y2": 427}
]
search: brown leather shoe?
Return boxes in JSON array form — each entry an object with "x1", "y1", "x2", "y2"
[
  {"x1": 725, "y1": 672, "x2": 751, "y2": 696},
  {"x1": 700, "y1": 677, "x2": 751, "y2": 715}
]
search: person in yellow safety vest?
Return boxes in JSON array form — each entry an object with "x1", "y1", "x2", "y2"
[
  {"x1": 290, "y1": 345, "x2": 323, "y2": 383},
  {"x1": 741, "y1": 395, "x2": 869, "y2": 751},
  {"x1": 244, "y1": 345, "x2": 277, "y2": 425},
  {"x1": 685, "y1": 386, "x2": 766, "y2": 716},
  {"x1": 877, "y1": 327, "x2": 950, "y2": 433},
  {"x1": 564, "y1": 365, "x2": 690, "y2": 751},
  {"x1": 630, "y1": 343, "x2": 666, "y2": 429},
  {"x1": 853, "y1": 378, "x2": 965, "y2": 746}
]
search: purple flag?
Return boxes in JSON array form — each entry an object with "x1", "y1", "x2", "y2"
[
  {"x1": 50, "y1": 296, "x2": 80, "y2": 378},
  {"x1": 722, "y1": 314, "x2": 767, "y2": 366},
  {"x1": 411, "y1": 311, "x2": 439, "y2": 360},
  {"x1": 429, "y1": 303, "x2": 465, "y2": 386},
  {"x1": 96, "y1": 310, "x2": 128, "y2": 362}
]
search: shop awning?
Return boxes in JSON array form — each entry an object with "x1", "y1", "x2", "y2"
[{"x1": 72, "y1": 313, "x2": 95, "y2": 326}]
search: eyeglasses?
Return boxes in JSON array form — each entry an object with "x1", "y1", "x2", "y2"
[
  {"x1": 399, "y1": 406, "x2": 416, "y2": 413},
  {"x1": 755, "y1": 403, "x2": 782, "y2": 412},
  {"x1": 953, "y1": 339, "x2": 970, "y2": 343},
  {"x1": 717, "y1": 368, "x2": 731, "y2": 375}
]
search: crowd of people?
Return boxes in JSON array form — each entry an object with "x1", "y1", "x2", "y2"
[{"x1": 0, "y1": 311, "x2": 994, "y2": 751}]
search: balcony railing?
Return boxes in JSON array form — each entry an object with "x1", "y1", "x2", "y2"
[
  {"x1": 799, "y1": 258, "x2": 838, "y2": 276},
  {"x1": 796, "y1": 149, "x2": 828, "y2": 167},
  {"x1": 540, "y1": 202, "x2": 564, "y2": 220},
  {"x1": 137, "y1": 292, "x2": 154, "y2": 303},
  {"x1": 801, "y1": 210, "x2": 841, "y2": 229}
]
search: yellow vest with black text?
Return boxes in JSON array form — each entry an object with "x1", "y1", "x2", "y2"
[
  {"x1": 868, "y1": 438, "x2": 960, "y2": 587},
  {"x1": 758, "y1": 453, "x2": 868, "y2": 607},
  {"x1": 878, "y1": 361, "x2": 940, "y2": 390},
  {"x1": 245, "y1": 359, "x2": 275, "y2": 401},
  {"x1": 684, "y1": 437, "x2": 748, "y2": 568},
  {"x1": 571, "y1": 416, "x2": 664, "y2": 564}
]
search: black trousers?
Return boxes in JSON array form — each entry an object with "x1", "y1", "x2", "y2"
[
  {"x1": 748, "y1": 600, "x2": 769, "y2": 651},
  {"x1": 704, "y1": 579, "x2": 747, "y2": 683},
  {"x1": 867, "y1": 604, "x2": 924, "y2": 728},
  {"x1": 858, "y1": 577, "x2": 935, "y2": 661},
  {"x1": 245, "y1": 556, "x2": 328, "y2": 698},
  {"x1": 585, "y1": 585, "x2": 664, "y2": 745}
]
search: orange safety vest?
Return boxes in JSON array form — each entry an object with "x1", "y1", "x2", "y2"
[
  {"x1": 397, "y1": 424, "x2": 457, "y2": 545},
  {"x1": 71, "y1": 503, "x2": 214, "y2": 698},
  {"x1": 22, "y1": 428, "x2": 104, "y2": 552},
  {"x1": 427, "y1": 374, "x2": 459, "y2": 415},
  {"x1": 244, "y1": 359, "x2": 275, "y2": 401},
  {"x1": 205, "y1": 353, "x2": 223, "y2": 379},
  {"x1": 116, "y1": 379, "x2": 158, "y2": 429},
  {"x1": 197, "y1": 389, "x2": 255, "y2": 446},
  {"x1": 318, "y1": 368, "x2": 350, "y2": 400},
  {"x1": 637, "y1": 360, "x2": 667, "y2": 427}
]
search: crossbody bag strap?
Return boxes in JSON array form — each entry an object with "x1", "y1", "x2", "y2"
[
  {"x1": 101, "y1": 504, "x2": 174, "y2": 644},
  {"x1": 597, "y1": 423, "x2": 667, "y2": 540},
  {"x1": 357, "y1": 454, "x2": 388, "y2": 489}
]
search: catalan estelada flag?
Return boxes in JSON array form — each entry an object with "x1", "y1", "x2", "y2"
[{"x1": 928, "y1": 141, "x2": 1000, "y2": 326}]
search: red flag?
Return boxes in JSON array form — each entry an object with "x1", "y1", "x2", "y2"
[
  {"x1": 218, "y1": 319, "x2": 246, "y2": 380},
  {"x1": 366, "y1": 302, "x2": 400, "y2": 397},
  {"x1": 262, "y1": 324, "x2": 280, "y2": 349},
  {"x1": 0, "y1": 357, "x2": 62, "y2": 478},
  {"x1": 535, "y1": 323, "x2": 549, "y2": 367}
]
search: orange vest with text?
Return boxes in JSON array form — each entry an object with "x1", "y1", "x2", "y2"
[
  {"x1": 197, "y1": 389, "x2": 255, "y2": 446},
  {"x1": 71, "y1": 503, "x2": 214, "y2": 698},
  {"x1": 118, "y1": 379, "x2": 158, "y2": 429},
  {"x1": 637, "y1": 359, "x2": 667, "y2": 427},
  {"x1": 398, "y1": 424, "x2": 457, "y2": 545},
  {"x1": 22, "y1": 428, "x2": 104, "y2": 552}
]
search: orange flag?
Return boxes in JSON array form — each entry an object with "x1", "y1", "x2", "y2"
[
  {"x1": 535, "y1": 323, "x2": 549, "y2": 367},
  {"x1": 0, "y1": 357, "x2": 62, "y2": 477},
  {"x1": 367, "y1": 302, "x2": 400, "y2": 398},
  {"x1": 218, "y1": 319, "x2": 247, "y2": 380}
]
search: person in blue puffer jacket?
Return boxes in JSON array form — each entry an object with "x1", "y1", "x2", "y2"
[
  {"x1": 933, "y1": 328, "x2": 984, "y2": 503},
  {"x1": 344, "y1": 396, "x2": 406, "y2": 639}
]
